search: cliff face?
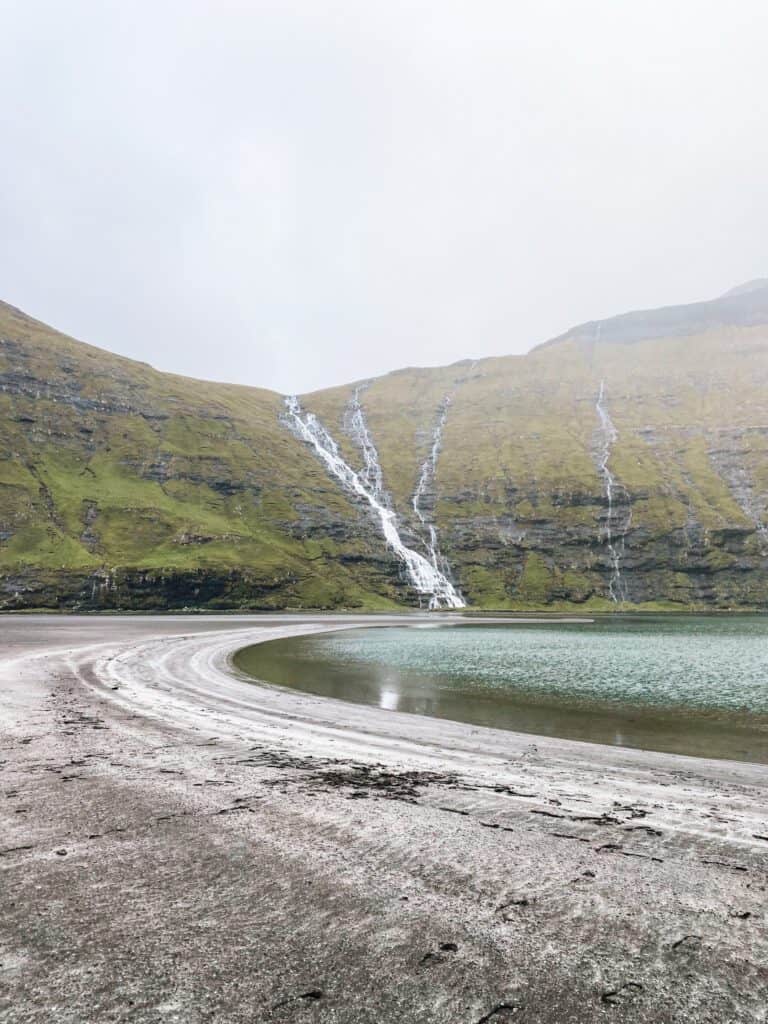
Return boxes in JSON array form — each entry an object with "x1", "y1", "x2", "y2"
[
  {"x1": 2, "y1": 283, "x2": 768, "y2": 611},
  {"x1": 0, "y1": 301, "x2": 403, "y2": 611}
]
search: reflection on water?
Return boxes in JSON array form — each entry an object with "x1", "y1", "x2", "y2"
[
  {"x1": 233, "y1": 617, "x2": 768, "y2": 764},
  {"x1": 379, "y1": 688, "x2": 399, "y2": 711}
]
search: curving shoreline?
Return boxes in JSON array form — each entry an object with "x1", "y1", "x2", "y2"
[
  {"x1": 231, "y1": 621, "x2": 768, "y2": 766},
  {"x1": 2, "y1": 614, "x2": 767, "y2": 1023}
]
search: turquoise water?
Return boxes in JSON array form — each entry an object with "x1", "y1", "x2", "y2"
[{"x1": 234, "y1": 617, "x2": 768, "y2": 763}]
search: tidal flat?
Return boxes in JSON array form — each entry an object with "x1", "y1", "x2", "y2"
[{"x1": 1, "y1": 614, "x2": 767, "y2": 1023}]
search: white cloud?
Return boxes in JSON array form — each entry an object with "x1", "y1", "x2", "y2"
[{"x1": 1, "y1": 0, "x2": 766, "y2": 392}]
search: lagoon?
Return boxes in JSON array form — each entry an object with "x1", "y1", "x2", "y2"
[{"x1": 234, "y1": 616, "x2": 768, "y2": 764}]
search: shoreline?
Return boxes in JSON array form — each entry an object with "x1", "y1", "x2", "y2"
[
  {"x1": 5, "y1": 604, "x2": 768, "y2": 618},
  {"x1": 2, "y1": 614, "x2": 767, "y2": 1023},
  {"x1": 231, "y1": 623, "x2": 768, "y2": 769}
]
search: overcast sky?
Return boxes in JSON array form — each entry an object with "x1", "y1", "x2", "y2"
[{"x1": 1, "y1": 2, "x2": 766, "y2": 394}]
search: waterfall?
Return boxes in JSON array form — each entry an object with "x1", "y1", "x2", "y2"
[
  {"x1": 412, "y1": 395, "x2": 452, "y2": 574},
  {"x1": 346, "y1": 385, "x2": 384, "y2": 497},
  {"x1": 595, "y1": 380, "x2": 630, "y2": 603},
  {"x1": 284, "y1": 395, "x2": 466, "y2": 609}
]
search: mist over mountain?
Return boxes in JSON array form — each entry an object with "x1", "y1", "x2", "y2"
[
  {"x1": 1, "y1": 280, "x2": 767, "y2": 611},
  {"x1": 540, "y1": 278, "x2": 768, "y2": 347}
]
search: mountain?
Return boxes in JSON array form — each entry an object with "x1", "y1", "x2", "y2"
[
  {"x1": 541, "y1": 278, "x2": 768, "y2": 347},
  {"x1": 2, "y1": 281, "x2": 767, "y2": 611}
]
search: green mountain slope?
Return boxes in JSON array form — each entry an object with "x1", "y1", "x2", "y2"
[
  {"x1": 0, "y1": 301, "x2": 402, "y2": 609},
  {"x1": 2, "y1": 282, "x2": 768, "y2": 610}
]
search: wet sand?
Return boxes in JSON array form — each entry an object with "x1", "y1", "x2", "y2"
[{"x1": 1, "y1": 614, "x2": 767, "y2": 1023}]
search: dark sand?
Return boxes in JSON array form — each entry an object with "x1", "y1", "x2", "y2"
[{"x1": 1, "y1": 615, "x2": 766, "y2": 1023}]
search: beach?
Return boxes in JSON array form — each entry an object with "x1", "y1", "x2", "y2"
[{"x1": 1, "y1": 615, "x2": 766, "y2": 1023}]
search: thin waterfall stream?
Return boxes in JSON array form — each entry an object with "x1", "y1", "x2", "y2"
[
  {"x1": 346, "y1": 385, "x2": 384, "y2": 496},
  {"x1": 412, "y1": 395, "x2": 453, "y2": 574},
  {"x1": 284, "y1": 395, "x2": 465, "y2": 608},
  {"x1": 595, "y1": 380, "x2": 630, "y2": 602}
]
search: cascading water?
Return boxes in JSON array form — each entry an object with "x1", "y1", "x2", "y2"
[
  {"x1": 346, "y1": 385, "x2": 384, "y2": 497},
  {"x1": 412, "y1": 395, "x2": 452, "y2": 573},
  {"x1": 594, "y1": 380, "x2": 631, "y2": 603},
  {"x1": 284, "y1": 395, "x2": 465, "y2": 609}
]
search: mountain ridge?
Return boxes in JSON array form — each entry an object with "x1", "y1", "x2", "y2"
[
  {"x1": 2, "y1": 281, "x2": 767, "y2": 611},
  {"x1": 8, "y1": 278, "x2": 767, "y2": 400},
  {"x1": 536, "y1": 278, "x2": 768, "y2": 351}
]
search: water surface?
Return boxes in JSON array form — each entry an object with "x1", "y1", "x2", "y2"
[{"x1": 234, "y1": 617, "x2": 768, "y2": 763}]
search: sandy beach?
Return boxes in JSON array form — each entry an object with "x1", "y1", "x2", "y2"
[{"x1": 1, "y1": 614, "x2": 766, "y2": 1023}]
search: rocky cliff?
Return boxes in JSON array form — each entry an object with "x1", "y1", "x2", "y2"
[{"x1": 2, "y1": 282, "x2": 767, "y2": 611}]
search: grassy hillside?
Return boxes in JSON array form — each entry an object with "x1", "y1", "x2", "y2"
[
  {"x1": 0, "y1": 301, "x2": 401, "y2": 610},
  {"x1": 299, "y1": 283, "x2": 768, "y2": 610},
  {"x1": 2, "y1": 282, "x2": 768, "y2": 610}
]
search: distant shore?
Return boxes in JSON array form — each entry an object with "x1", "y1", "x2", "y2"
[
  {"x1": 3, "y1": 603, "x2": 767, "y2": 616},
  {"x1": 2, "y1": 614, "x2": 767, "y2": 1023}
]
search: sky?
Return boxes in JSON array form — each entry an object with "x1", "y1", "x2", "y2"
[{"x1": 1, "y1": 1, "x2": 767, "y2": 395}]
